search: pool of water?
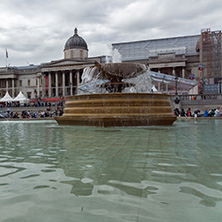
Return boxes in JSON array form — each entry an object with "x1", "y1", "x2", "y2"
[{"x1": 0, "y1": 119, "x2": 222, "y2": 222}]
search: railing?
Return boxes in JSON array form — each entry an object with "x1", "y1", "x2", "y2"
[
  {"x1": 176, "y1": 94, "x2": 222, "y2": 101},
  {"x1": 171, "y1": 94, "x2": 222, "y2": 107}
]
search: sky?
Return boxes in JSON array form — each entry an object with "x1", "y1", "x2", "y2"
[{"x1": 0, "y1": 0, "x2": 221, "y2": 67}]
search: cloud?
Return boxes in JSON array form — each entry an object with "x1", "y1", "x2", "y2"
[{"x1": 0, "y1": 0, "x2": 221, "y2": 66}]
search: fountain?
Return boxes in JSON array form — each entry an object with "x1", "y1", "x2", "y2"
[{"x1": 55, "y1": 62, "x2": 176, "y2": 127}]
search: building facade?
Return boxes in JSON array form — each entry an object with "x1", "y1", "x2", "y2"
[
  {"x1": 0, "y1": 28, "x2": 105, "y2": 99},
  {"x1": 0, "y1": 28, "x2": 221, "y2": 99},
  {"x1": 112, "y1": 29, "x2": 222, "y2": 94}
]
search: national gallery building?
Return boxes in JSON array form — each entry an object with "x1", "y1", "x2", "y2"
[
  {"x1": 0, "y1": 28, "x2": 106, "y2": 99},
  {"x1": 0, "y1": 28, "x2": 221, "y2": 99}
]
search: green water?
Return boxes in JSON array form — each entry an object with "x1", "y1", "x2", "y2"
[{"x1": 0, "y1": 119, "x2": 222, "y2": 222}]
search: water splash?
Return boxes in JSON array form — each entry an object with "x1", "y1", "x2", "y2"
[
  {"x1": 112, "y1": 49, "x2": 122, "y2": 63},
  {"x1": 81, "y1": 66, "x2": 98, "y2": 84},
  {"x1": 79, "y1": 63, "x2": 153, "y2": 95}
]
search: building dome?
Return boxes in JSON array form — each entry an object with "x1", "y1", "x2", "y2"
[{"x1": 64, "y1": 28, "x2": 88, "y2": 51}]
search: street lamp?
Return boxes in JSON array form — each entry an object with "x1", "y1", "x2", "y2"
[{"x1": 175, "y1": 75, "x2": 178, "y2": 95}]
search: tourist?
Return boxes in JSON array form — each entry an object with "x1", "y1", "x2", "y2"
[
  {"x1": 174, "y1": 97, "x2": 180, "y2": 104},
  {"x1": 193, "y1": 110, "x2": 201, "y2": 117},
  {"x1": 215, "y1": 107, "x2": 220, "y2": 117},
  {"x1": 174, "y1": 108, "x2": 180, "y2": 116},
  {"x1": 180, "y1": 108, "x2": 186, "y2": 117},
  {"x1": 13, "y1": 112, "x2": 19, "y2": 118},
  {"x1": 10, "y1": 111, "x2": 14, "y2": 118},
  {"x1": 204, "y1": 109, "x2": 208, "y2": 117},
  {"x1": 186, "y1": 108, "x2": 191, "y2": 117},
  {"x1": 40, "y1": 110, "x2": 45, "y2": 118},
  {"x1": 21, "y1": 111, "x2": 27, "y2": 118},
  {"x1": 208, "y1": 109, "x2": 216, "y2": 117}
]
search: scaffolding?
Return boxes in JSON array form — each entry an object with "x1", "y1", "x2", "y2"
[
  {"x1": 211, "y1": 31, "x2": 222, "y2": 80},
  {"x1": 200, "y1": 29, "x2": 222, "y2": 83},
  {"x1": 200, "y1": 28, "x2": 212, "y2": 80}
]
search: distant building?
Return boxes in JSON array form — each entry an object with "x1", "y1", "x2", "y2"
[
  {"x1": 0, "y1": 28, "x2": 106, "y2": 99},
  {"x1": 0, "y1": 28, "x2": 221, "y2": 99},
  {"x1": 112, "y1": 28, "x2": 222, "y2": 93}
]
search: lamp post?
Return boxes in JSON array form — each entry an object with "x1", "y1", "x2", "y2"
[{"x1": 175, "y1": 75, "x2": 178, "y2": 95}]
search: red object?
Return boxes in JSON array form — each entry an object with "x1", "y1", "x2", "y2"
[
  {"x1": 30, "y1": 98, "x2": 62, "y2": 103},
  {"x1": 187, "y1": 110, "x2": 191, "y2": 117},
  {"x1": 41, "y1": 98, "x2": 61, "y2": 102}
]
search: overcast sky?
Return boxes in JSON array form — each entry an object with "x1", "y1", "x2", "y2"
[{"x1": 0, "y1": 0, "x2": 221, "y2": 67}]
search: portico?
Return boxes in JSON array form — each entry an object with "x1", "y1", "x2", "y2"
[
  {"x1": 38, "y1": 28, "x2": 98, "y2": 98},
  {"x1": 0, "y1": 67, "x2": 18, "y2": 98},
  {"x1": 40, "y1": 60, "x2": 97, "y2": 98}
]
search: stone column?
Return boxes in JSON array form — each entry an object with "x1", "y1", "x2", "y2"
[
  {"x1": 37, "y1": 78, "x2": 40, "y2": 97},
  {"x1": 76, "y1": 70, "x2": 80, "y2": 95},
  {"x1": 182, "y1": 67, "x2": 185, "y2": 79},
  {"x1": 6, "y1": 80, "x2": 8, "y2": 92},
  {"x1": 70, "y1": 70, "x2": 73, "y2": 96},
  {"x1": 42, "y1": 74, "x2": 45, "y2": 97},
  {"x1": 62, "y1": 71, "x2": 65, "y2": 96},
  {"x1": 55, "y1": 72, "x2": 58, "y2": 97},
  {"x1": 48, "y1": 72, "x2": 52, "y2": 97},
  {"x1": 12, "y1": 79, "x2": 15, "y2": 97}
]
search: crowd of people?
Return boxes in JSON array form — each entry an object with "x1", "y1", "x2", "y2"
[
  {"x1": 174, "y1": 107, "x2": 221, "y2": 117},
  {"x1": 4, "y1": 106, "x2": 64, "y2": 119},
  {"x1": 0, "y1": 97, "x2": 65, "y2": 119}
]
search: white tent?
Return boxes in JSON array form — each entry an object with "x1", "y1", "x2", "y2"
[
  {"x1": 0, "y1": 92, "x2": 14, "y2": 102},
  {"x1": 13, "y1": 91, "x2": 29, "y2": 103}
]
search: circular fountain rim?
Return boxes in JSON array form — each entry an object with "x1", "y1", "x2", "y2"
[{"x1": 66, "y1": 92, "x2": 172, "y2": 100}]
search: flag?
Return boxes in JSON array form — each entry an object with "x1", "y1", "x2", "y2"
[
  {"x1": 6, "y1": 49, "x2": 8, "y2": 58},
  {"x1": 198, "y1": 64, "x2": 203, "y2": 71}
]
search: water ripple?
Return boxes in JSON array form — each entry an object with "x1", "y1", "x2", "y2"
[{"x1": 0, "y1": 120, "x2": 222, "y2": 221}]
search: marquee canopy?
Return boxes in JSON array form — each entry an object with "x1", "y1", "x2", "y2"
[
  {"x1": 0, "y1": 92, "x2": 14, "y2": 102},
  {"x1": 13, "y1": 91, "x2": 29, "y2": 102}
]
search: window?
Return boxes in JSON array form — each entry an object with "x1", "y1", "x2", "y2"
[
  {"x1": 28, "y1": 80, "x2": 31, "y2": 86},
  {"x1": 80, "y1": 50, "x2": 83, "y2": 58},
  {"x1": 27, "y1": 92, "x2": 31, "y2": 99},
  {"x1": 20, "y1": 80, "x2": 22, "y2": 86}
]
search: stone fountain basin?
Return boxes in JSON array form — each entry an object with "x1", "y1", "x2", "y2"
[{"x1": 55, "y1": 93, "x2": 176, "y2": 127}]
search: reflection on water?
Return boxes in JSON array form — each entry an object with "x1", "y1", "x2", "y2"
[{"x1": 0, "y1": 119, "x2": 222, "y2": 221}]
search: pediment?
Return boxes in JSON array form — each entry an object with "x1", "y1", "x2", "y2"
[
  {"x1": 43, "y1": 59, "x2": 94, "y2": 67},
  {"x1": 40, "y1": 59, "x2": 97, "y2": 72}
]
